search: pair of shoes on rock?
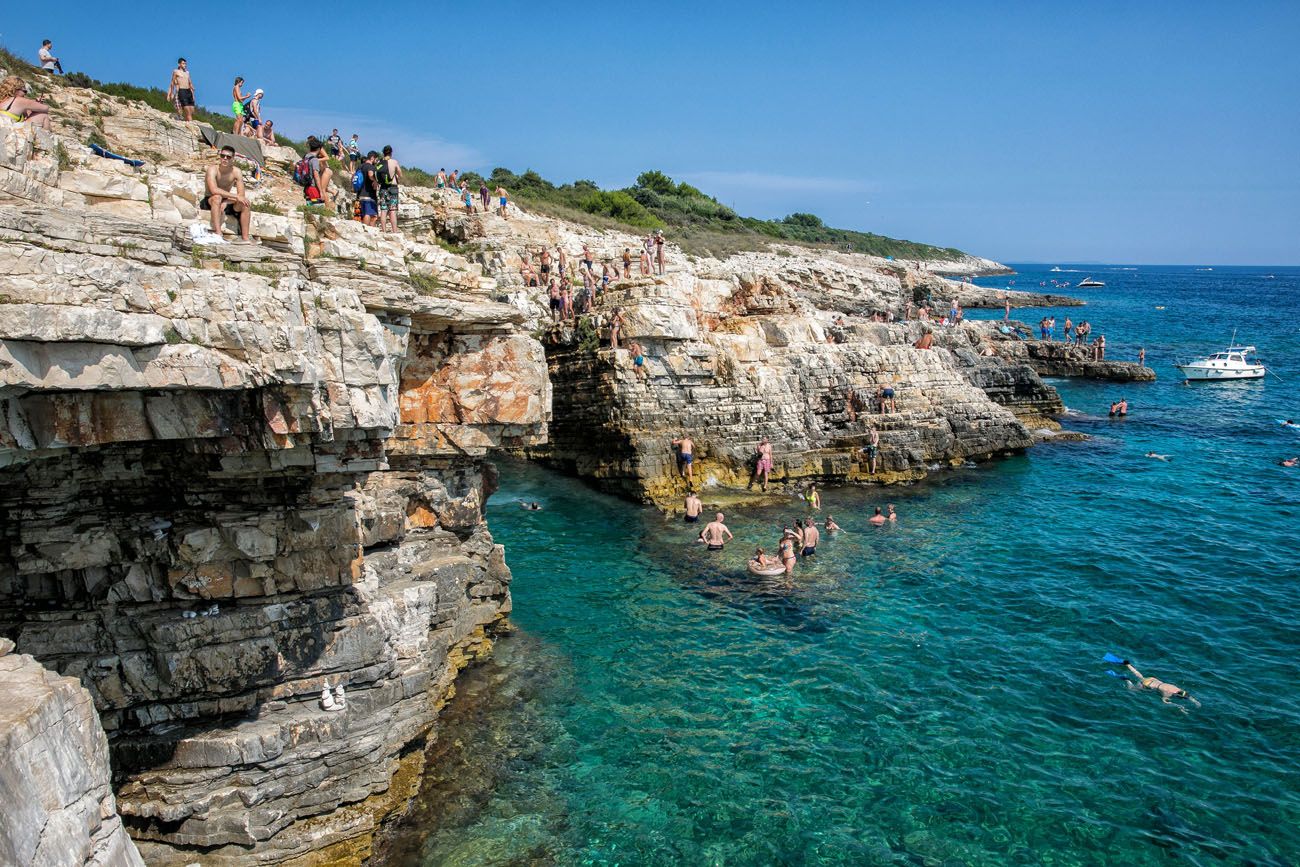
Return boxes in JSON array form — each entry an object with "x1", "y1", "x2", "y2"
[{"x1": 320, "y1": 683, "x2": 347, "y2": 712}]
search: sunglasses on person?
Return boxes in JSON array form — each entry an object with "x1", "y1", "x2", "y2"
[{"x1": 219, "y1": 153, "x2": 233, "y2": 160}]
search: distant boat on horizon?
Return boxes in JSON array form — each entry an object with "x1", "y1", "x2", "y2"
[
  {"x1": 1077, "y1": 277, "x2": 1105, "y2": 287},
  {"x1": 1050, "y1": 266, "x2": 1063, "y2": 272}
]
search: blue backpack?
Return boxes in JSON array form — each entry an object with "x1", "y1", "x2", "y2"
[{"x1": 352, "y1": 168, "x2": 364, "y2": 193}]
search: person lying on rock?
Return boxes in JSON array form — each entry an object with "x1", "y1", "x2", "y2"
[
  {"x1": 202, "y1": 145, "x2": 252, "y2": 242},
  {"x1": 0, "y1": 76, "x2": 51, "y2": 129}
]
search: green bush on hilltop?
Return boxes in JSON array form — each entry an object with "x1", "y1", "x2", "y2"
[{"x1": 460, "y1": 165, "x2": 965, "y2": 260}]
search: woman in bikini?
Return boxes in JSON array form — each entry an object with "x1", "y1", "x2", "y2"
[
  {"x1": 231, "y1": 77, "x2": 248, "y2": 137},
  {"x1": 0, "y1": 76, "x2": 51, "y2": 129},
  {"x1": 778, "y1": 531, "x2": 797, "y2": 576}
]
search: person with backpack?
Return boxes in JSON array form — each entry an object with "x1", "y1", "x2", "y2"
[
  {"x1": 377, "y1": 145, "x2": 402, "y2": 233},
  {"x1": 354, "y1": 151, "x2": 379, "y2": 226},
  {"x1": 295, "y1": 137, "x2": 332, "y2": 207}
]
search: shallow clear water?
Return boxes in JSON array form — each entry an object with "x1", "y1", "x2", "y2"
[{"x1": 383, "y1": 265, "x2": 1300, "y2": 866}]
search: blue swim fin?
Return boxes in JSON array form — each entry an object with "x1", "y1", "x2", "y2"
[{"x1": 1102, "y1": 652, "x2": 1126, "y2": 665}]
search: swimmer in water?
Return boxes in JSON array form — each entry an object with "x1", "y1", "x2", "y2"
[
  {"x1": 1145, "y1": 452, "x2": 1170, "y2": 461},
  {"x1": 1281, "y1": 457, "x2": 1299, "y2": 467},
  {"x1": 516, "y1": 499, "x2": 542, "y2": 510},
  {"x1": 887, "y1": 504, "x2": 897, "y2": 522},
  {"x1": 868, "y1": 507, "x2": 886, "y2": 527},
  {"x1": 1118, "y1": 660, "x2": 1201, "y2": 710},
  {"x1": 824, "y1": 515, "x2": 841, "y2": 533}
]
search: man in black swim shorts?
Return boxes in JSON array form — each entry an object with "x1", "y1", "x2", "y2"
[{"x1": 698, "y1": 512, "x2": 732, "y2": 550}]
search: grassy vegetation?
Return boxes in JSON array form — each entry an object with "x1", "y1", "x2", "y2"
[{"x1": 456, "y1": 167, "x2": 969, "y2": 261}]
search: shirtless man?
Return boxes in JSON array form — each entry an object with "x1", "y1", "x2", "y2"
[
  {"x1": 868, "y1": 506, "x2": 887, "y2": 526},
  {"x1": 801, "y1": 519, "x2": 819, "y2": 557},
  {"x1": 683, "y1": 491, "x2": 703, "y2": 523},
  {"x1": 913, "y1": 330, "x2": 934, "y2": 350},
  {"x1": 495, "y1": 186, "x2": 509, "y2": 218},
  {"x1": 1138, "y1": 347, "x2": 1146, "y2": 367},
  {"x1": 672, "y1": 435, "x2": 695, "y2": 485},
  {"x1": 863, "y1": 427, "x2": 880, "y2": 474},
  {"x1": 168, "y1": 58, "x2": 196, "y2": 122},
  {"x1": 1003, "y1": 297, "x2": 1011, "y2": 321},
  {"x1": 698, "y1": 513, "x2": 733, "y2": 551},
  {"x1": 202, "y1": 145, "x2": 250, "y2": 242},
  {"x1": 1118, "y1": 660, "x2": 1201, "y2": 709}
]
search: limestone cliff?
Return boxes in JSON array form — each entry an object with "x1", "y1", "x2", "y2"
[
  {"x1": 1, "y1": 75, "x2": 1071, "y2": 865},
  {"x1": 1, "y1": 85, "x2": 547, "y2": 864},
  {"x1": 425, "y1": 209, "x2": 1064, "y2": 505}
]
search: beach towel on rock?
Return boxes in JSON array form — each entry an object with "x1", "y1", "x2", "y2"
[{"x1": 197, "y1": 124, "x2": 264, "y2": 166}]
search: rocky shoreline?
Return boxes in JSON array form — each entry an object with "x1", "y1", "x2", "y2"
[{"x1": 0, "y1": 80, "x2": 1122, "y2": 865}]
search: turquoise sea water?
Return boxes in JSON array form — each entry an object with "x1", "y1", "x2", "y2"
[{"x1": 381, "y1": 266, "x2": 1300, "y2": 866}]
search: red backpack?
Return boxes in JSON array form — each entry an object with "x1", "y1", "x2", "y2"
[{"x1": 293, "y1": 155, "x2": 314, "y2": 188}]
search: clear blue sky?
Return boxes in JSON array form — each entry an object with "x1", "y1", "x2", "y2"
[{"x1": 5, "y1": 1, "x2": 1298, "y2": 264}]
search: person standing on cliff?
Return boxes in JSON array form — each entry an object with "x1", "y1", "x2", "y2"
[
  {"x1": 698, "y1": 513, "x2": 733, "y2": 551},
  {"x1": 1138, "y1": 347, "x2": 1146, "y2": 367},
  {"x1": 496, "y1": 186, "x2": 509, "y2": 218},
  {"x1": 672, "y1": 435, "x2": 695, "y2": 486},
  {"x1": 752, "y1": 436, "x2": 774, "y2": 492},
  {"x1": 168, "y1": 58, "x2": 196, "y2": 122},
  {"x1": 378, "y1": 145, "x2": 402, "y2": 233},
  {"x1": 480, "y1": 180, "x2": 489, "y2": 211},
  {"x1": 38, "y1": 40, "x2": 61, "y2": 74},
  {"x1": 1064, "y1": 317, "x2": 1074, "y2": 342},
  {"x1": 684, "y1": 491, "x2": 703, "y2": 523},
  {"x1": 356, "y1": 151, "x2": 379, "y2": 226},
  {"x1": 1003, "y1": 297, "x2": 1011, "y2": 321},
  {"x1": 655, "y1": 231, "x2": 666, "y2": 275},
  {"x1": 863, "y1": 427, "x2": 880, "y2": 474}
]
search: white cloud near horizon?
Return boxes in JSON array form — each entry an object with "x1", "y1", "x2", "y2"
[
  {"x1": 263, "y1": 106, "x2": 485, "y2": 169},
  {"x1": 676, "y1": 171, "x2": 876, "y2": 194}
]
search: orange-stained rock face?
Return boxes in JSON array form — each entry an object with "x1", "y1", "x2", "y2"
[{"x1": 399, "y1": 334, "x2": 548, "y2": 427}]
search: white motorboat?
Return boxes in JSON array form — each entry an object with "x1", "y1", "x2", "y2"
[
  {"x1": 1175, "y1": 344, "x2": 1266, "y2": 381},
  {"x1": 1050, "y1": 266, "x2": 1063, "y2": 272},
  {"x1": 1077, "y1": 277, "x2": 1105, "y2": 287}
]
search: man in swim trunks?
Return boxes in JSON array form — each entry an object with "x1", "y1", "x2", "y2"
[
  {"x1": 1119, "y1": 660, "x2": 1200, "y2": 708},
  {"x1": 868, "y1": 506, "x2": 886, "y2": 526},
  {"x1": 202, "y1": 145, "x2": 251, "y2": 242},
  {"x1": 327, "y1": 129, "x2": 343, "y2": 158},
  {"x1": 698, "y1": 513, "x2": 732, "y2": 550},
  {"x1": 495, "y1": 186, "x2": 509, "y2": 218},
  {"x1": 168, "y1": 58, "x2": 196, "y2": 122},
  {"x1": 672, "y1": 435, "x2": 695, "y2": 485},
  {"x1": 628, "y1": 341, "x2": 647, "y2": 381},
  {"x1": 863, "y1": 427, "x2": 880, "y2": 474},
  {"x1": 684, "y1": 492, "x2": 702, "y2": 523},
  {"x1": 801, "y1": 519, "x2": 819, "y2": 557},
  {"x1": 379, "y1": 145, "x2": 402, "y2": 233}
]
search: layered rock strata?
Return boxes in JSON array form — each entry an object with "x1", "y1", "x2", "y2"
[
  {"x1": 0, "y1": 640, "x2": 144, "y2": 867},
  {"x1": 1, "y1": 87, "x2": 547, "y2": 864},
  {"x1": 974, "y1": 323, "x2": 1157, "y2": 382}
]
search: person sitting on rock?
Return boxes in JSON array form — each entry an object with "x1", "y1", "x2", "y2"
[
  {"x1": 0, "y1": 76, "x2": 51, "y2": 129},
  {"x1": 913, "y1": 330, "x2": 934, "y2": 350},
  {"x1": 201, "y1": 145, "x2": 251, "y2": 243}
]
